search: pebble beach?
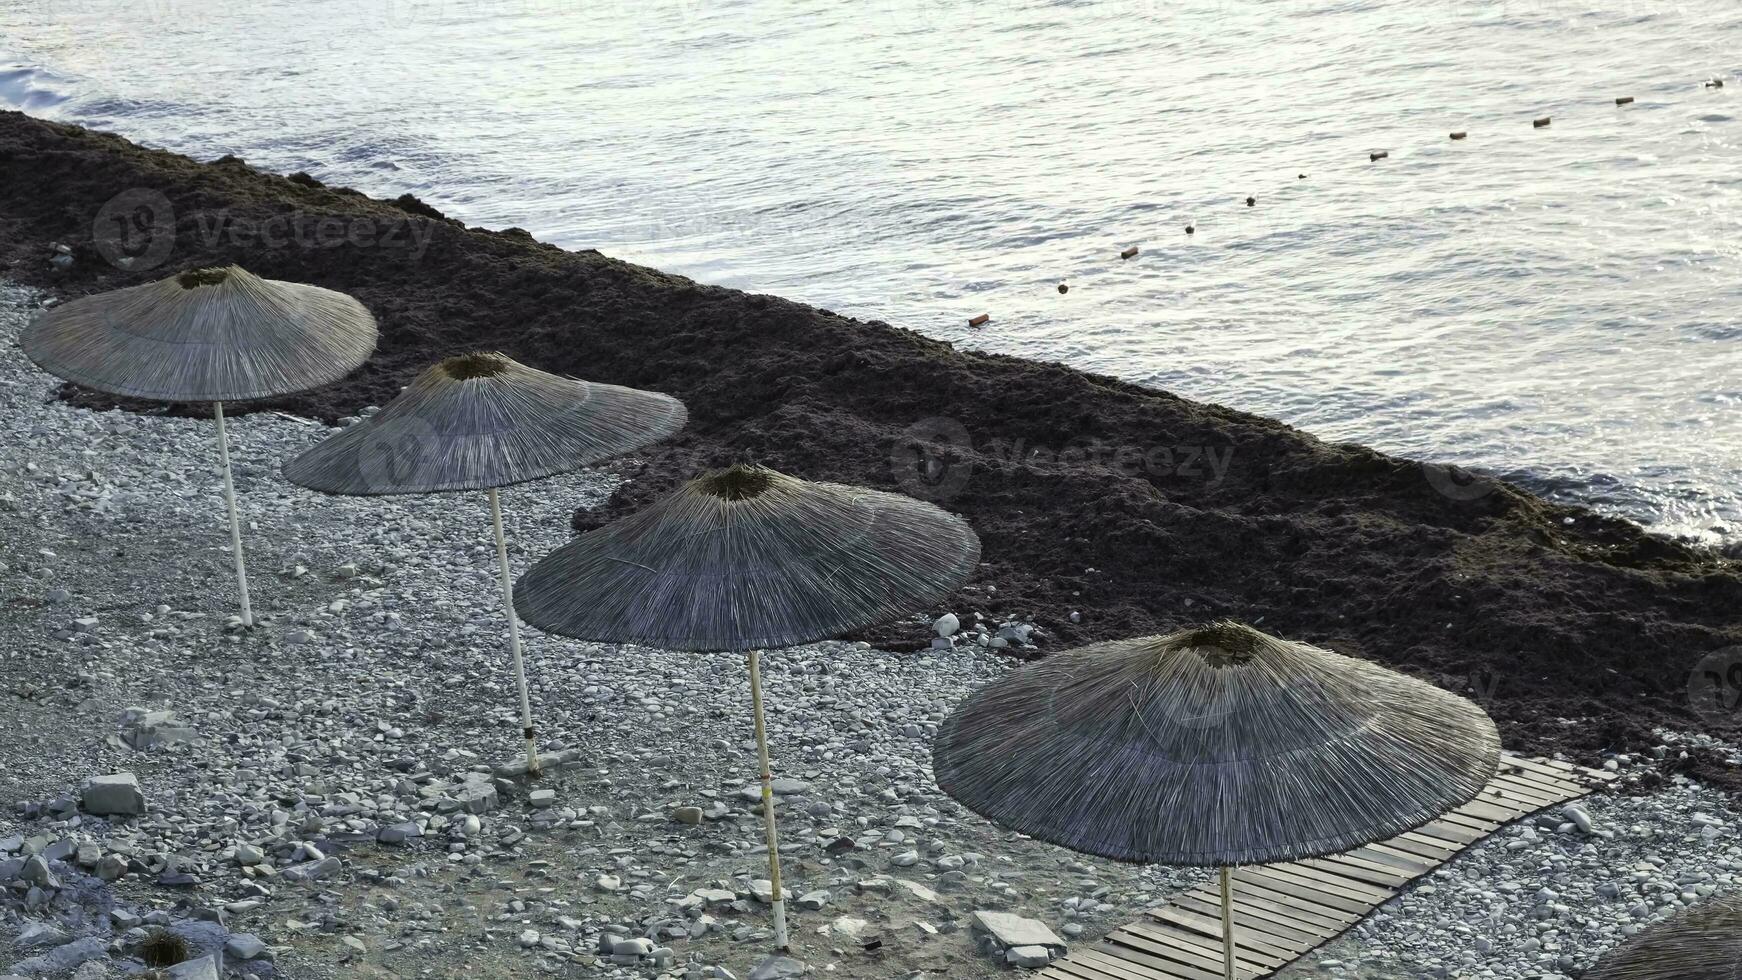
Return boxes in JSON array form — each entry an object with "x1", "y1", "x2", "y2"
[{"x1": 0, "y1": 276, "x2": 1739, "y2": 980}]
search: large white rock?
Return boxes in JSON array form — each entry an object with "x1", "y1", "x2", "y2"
[{"x1": 970, "y1": 910, "x2": 1066, "y2": 952}]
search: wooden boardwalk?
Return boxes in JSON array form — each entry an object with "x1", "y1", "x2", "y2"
[{"x1": 1042, "y1": 754, "x2": 1616, "y2": 980}]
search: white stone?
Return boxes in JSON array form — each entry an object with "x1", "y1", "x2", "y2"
[{"x1": 971, "y1": 910, "x2": 1066, "y2": 952}]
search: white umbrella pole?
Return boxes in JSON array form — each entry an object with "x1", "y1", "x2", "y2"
[
  {"x1": 212, "y1": 401, "x2": 253, "y2": 628},
  {"x1": 490, "y1": 487, "x2": 540, "y2": 776},
  {"x1": 748, "y1": 649, "x2": 789, "y2": 950},
  {"x1": 1220, "y1": 866, "x2": 1236, "y2": 980}
]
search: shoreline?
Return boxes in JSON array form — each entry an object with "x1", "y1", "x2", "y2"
[{"x1": 1, "y1": 109, "x2": 1740, "y2": 791}]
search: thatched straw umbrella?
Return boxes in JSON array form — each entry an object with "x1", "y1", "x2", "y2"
[
  {"x1": 281, "y1": 352, "x2": 685, "y2": 774},
  {"x1": 514, "y1": 465, "x2": 981, "y2": 950},
  {"x1": 1585, "y1": 893, "x2": 1742, "y2": 980},
  {"x1": 21, "y1": 266, "x2": 377, "y2": 627},
  {"x1": 932, "y1": 621, "x2": 1501, "y2": 980}
]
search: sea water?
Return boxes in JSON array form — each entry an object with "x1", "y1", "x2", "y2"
[{"x1": 2, "y1": 0, "x2": 1737, "y2": 542}]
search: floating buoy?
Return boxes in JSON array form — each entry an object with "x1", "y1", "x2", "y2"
[
  {"x1": 1615, "y1": 96, "x2": 1635, "y2": 106},
  {"x1": 1370, "y1": 150, "x2": 1389, "y2": 161},
  {"x1": 1121, "y1": 246, "x2": 1140, "y2": 260},
  {"x1": 968, "y1": 313, "x2": 990, "y2": 327},
  {"x1": 1057, "y1": 283, "x2": 1069, "y2": 294},
  {"x1": 1533, "y1": 116, "x2": 1551, "y2": 128},
  {"x1": 1707, "y1": 78, "x2": 1725, "y2": 88},
  {"x1": 1450, "y1": 131, "x2": 1468, "y2": 140},
  {"x1": 1245, "y1": 196, "x2": 1256, "y2": 207},
  {"x1": 1185, "y1": 225, "x2": 1195, "y2": 235}
]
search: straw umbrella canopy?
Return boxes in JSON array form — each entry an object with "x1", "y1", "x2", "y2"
[
  {"x1": 282, "y1": 351, "x2": 686, "y2": 774},
  {"x1": 515, "y1": 464, "x2": 981, "y2": 949},
  {"x1": 21, "y1": 265, "x2": 377, "y2": 627},
  {"x1": 933, "y1": 621, "x2": 1501, "y2": 980},
  {"x1": 1585, "y1": 893, "x2": 1742, "y2": 980}
]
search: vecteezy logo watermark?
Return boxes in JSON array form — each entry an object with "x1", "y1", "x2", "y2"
[
  {"x1": 890, "y1": 417, "x2": 974, "y2": 502},
  {"x1": 186, "y1": 211, "x2": 436, "y2": 260},
  {"x1": 1688, "y1": 646, "x2": 1742, "y2": 726},
  {"x1": 356, "y1": 416, "x2": 442, "y2": 494},
  {"x1": 93, "y1": 188, "x2": 177, "y2": 273},
  {"x1": 890, "y1": 416, "x2": 1234, "y2": 503},
  {"x1": 90, "y1": 188, "x2": 438, "y2": 272}
]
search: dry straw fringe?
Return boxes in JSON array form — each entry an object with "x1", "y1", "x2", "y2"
[
  {"x1": 282, "y1": 352, "x2": 687, "y2": 495},
  {"x1": 514, "y1": 465, "x2": 982, "y2": 651},
  {"x1": 1585, "y1": 892, "x2": 1742, "y2": 980},
  {"x1": 21, "y1": 266, "x2": 377, "y2": 402},
  {"x1": 932, "y1": 621, "x2": 1501, "y2": 867}
]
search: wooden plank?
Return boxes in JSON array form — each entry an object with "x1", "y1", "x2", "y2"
[
  {"x1": 1233, "y1": 868, "x2": 1375, "y2": 915},
  {"x1": 1145, "y1": 908, "x2": 1303, "y2": 962},
  {"x1": 1149, "y1": 905, "x2": 1309, "y2": 960},
  {"x1": 1491, "y1": 771, "x2": 1577, "y2": 803},
  {"x1": 1436, "y1": 807, "x2": 1503, "y2": 832},
  {"x1": 1100, "y1": 930, "x2": 1244, "y2": 979},
  {"x1": 1483, "y1": 783, "x2": 1566, "y2": 812},
  {"x1": 1201, "y1": 879, "x2": 1359, "y2": 930},
  {"x1": 1111, "y1": 921, "x2": 1279, "y2": 973},
  {"x1": 1406, "y1": 820, "x2": 1486, "y2": 846},
  {"x1": 1041, "y1": 962, "x2": 1125, "y2": 980},
  {"x1": 1497, "y1": 766, "x2": 1587, "y2": 797},
  {"x1": 1503, "y1": 755, "x2": 1596, "y2": 787},
  {"x1": 1452, "y1": 797, "x2": 1529, "y2": 824},
  {"x1": 1375, "y1": 832, "x2": 1460, "y2": 861},
  {"x1": 1347, "y1": 841, "x2": 1442, "y2": 875},
  {"x1": 1053, "y1": 949, "x2": 1175, "y2": 980},
  {"x1": 1118, "y1": 920, "x2": 1289, "y2": 971},
  {"x1": 1298, "y1": 853, "x2": 1413, "y2": 889},
  {"x1": 1221, "y1": 888, "x2": 1357, "y2": 931},
  {"x1": 1077, "y1": 944, "x2": 1225, "y2": 980},
  {"x1": 1063, "y1": 756, "x2": 1606, "y2": 980},
  {"x1": 1044, "y1": 954, "x2": 1148, "y2": 980},
  {"x1": 1180, "y1": 886, "x2": 1353, "y2": 939},
  {"x1": 1167, "y1": 896, "x2": 1324, "y2": 950},
  {"x1": 1250, "y1": 863, "x2": 1393, "y2": 904}
]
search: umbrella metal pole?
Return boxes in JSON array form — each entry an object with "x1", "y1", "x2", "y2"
[
  {"x1": 1220, "y1": 866, "x2": 1235, "y2": 980},
  {"x1": 748, "y1": 649, "x2": 789, "y2": 950},
  {"x1": 212, "y1": 401, "x2": 253, "y2": 628},
  {"x1": 490, "y1": 488, "x2": 540, "y2": 777}
]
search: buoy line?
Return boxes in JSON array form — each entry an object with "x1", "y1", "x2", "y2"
[{"x1": 964, "y1": 73, "x2": 1732, "y2": 326}]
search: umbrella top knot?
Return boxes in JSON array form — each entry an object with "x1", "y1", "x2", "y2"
[
  {"x1": 1169, "y1": 620, "x2": 1264, "y2": 667},
  {"x1": 439, "y1": 351, "x2": 512, "y2": 380},
  {"x1": 692, "y1": 464, "x2": 776, "y2": 500},
  {"x1": 176, "y1": 266, "x2": 234, "y2": 289}
]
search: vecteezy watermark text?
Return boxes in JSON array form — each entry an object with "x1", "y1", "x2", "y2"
[
  {"x1": 92, "y1": 188, "x2": 437, "y2": 274},
  {"x1": 890, "y1": 416, "x2": 1234, "y2": 503}
]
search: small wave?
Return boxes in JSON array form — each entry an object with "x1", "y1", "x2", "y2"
[{"x1": 0, "y1": 65, "x2": 73, "y2": 112}]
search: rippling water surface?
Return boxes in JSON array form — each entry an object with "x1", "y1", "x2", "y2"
[{"x1": 3, "y1": 0, "x2": 1738, "y2": 541}]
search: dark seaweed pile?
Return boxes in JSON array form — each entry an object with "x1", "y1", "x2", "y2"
[{"x1": 3, "y1": 110, "x2": 1738, "y2": 790}]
